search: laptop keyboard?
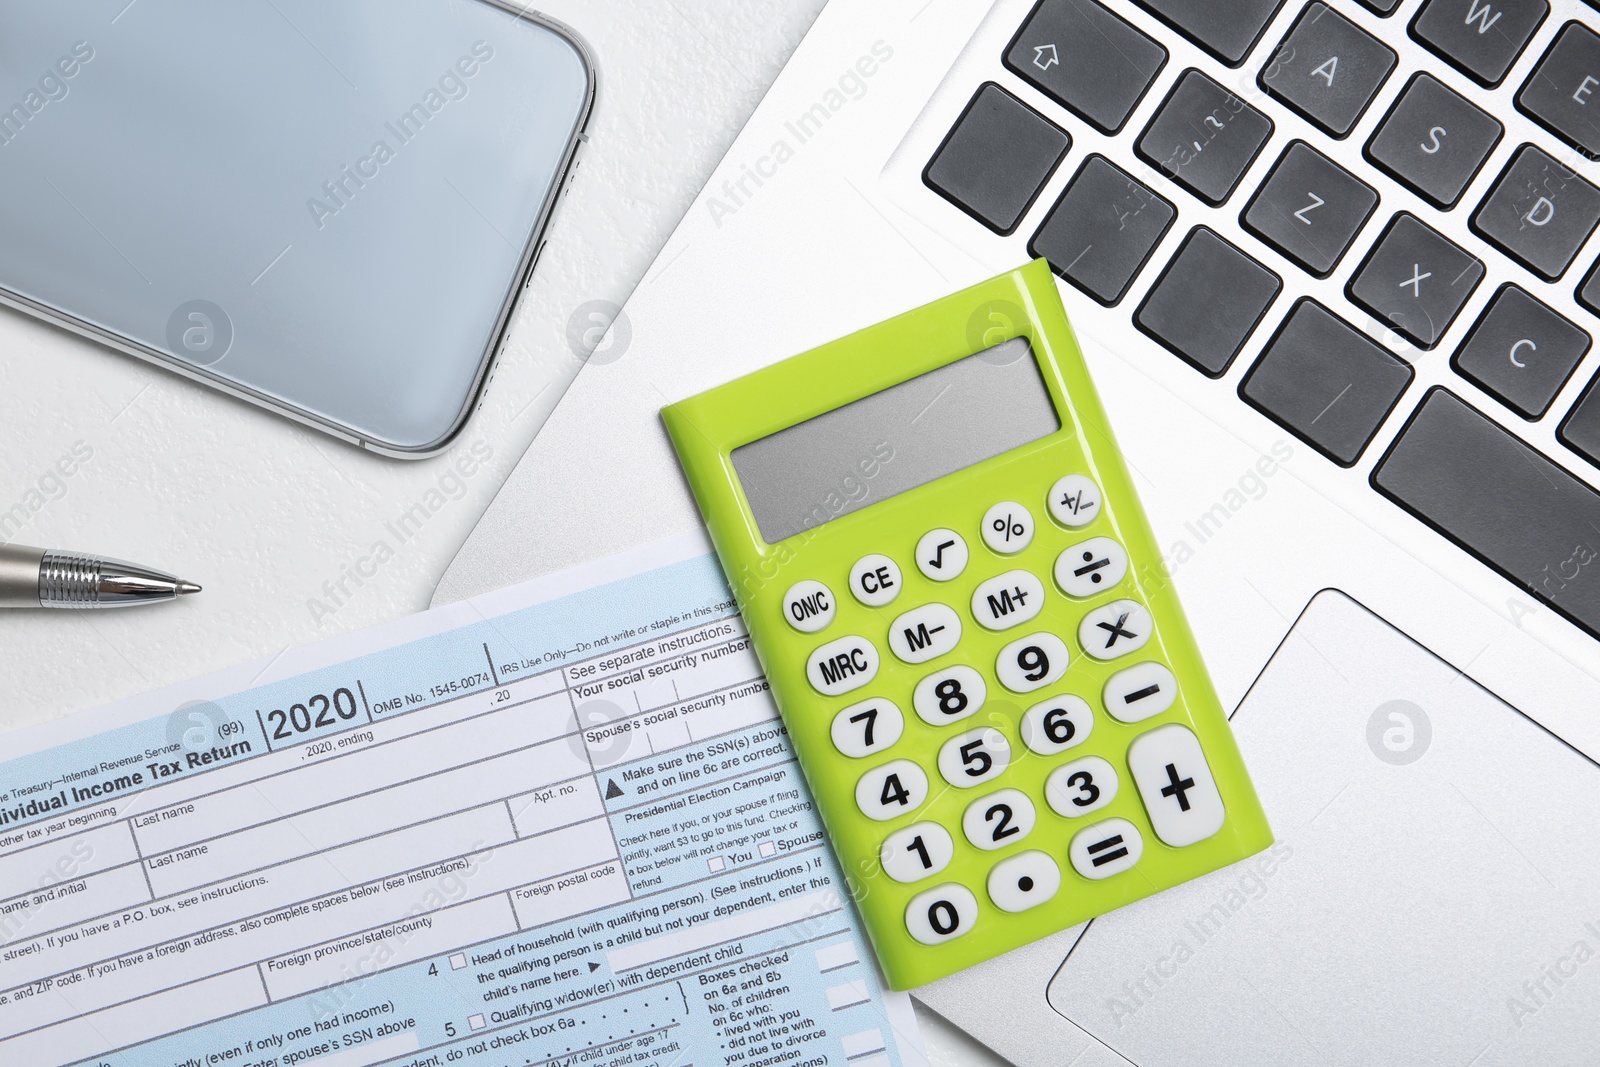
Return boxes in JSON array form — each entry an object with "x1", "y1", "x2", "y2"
[{"x1": 917, "y1": 0, "x2": 1600, "y2": 639}]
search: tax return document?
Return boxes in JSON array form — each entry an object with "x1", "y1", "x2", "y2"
[{"x1": 0, "y1": 533, "x2": 926, "y2": 1067}]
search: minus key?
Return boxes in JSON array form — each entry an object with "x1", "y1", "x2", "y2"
[{"x1": 1103, "y1": 662, "x2": 1177, "y2": 723}]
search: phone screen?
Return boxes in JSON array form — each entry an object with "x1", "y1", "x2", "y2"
[{"x1": 0, "y1": 0, "x2": 590, "y2": 452}]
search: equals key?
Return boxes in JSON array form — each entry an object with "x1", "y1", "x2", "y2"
[{"x1": 1103, "y1": 662, "x2": 1177, "y2": 723}]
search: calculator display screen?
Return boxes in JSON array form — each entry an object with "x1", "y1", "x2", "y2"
[{"x1": 731, "y1": 338, "x2": 1061, "y2": 543}]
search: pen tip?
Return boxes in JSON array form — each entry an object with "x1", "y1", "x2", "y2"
[{"x1": 177, "y1": 581, "x2": 202, "y2": 596}]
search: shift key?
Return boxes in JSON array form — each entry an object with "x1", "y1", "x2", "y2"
[{"x1": 1373, "y1": 388, "x2": 1600, "y2": 638}]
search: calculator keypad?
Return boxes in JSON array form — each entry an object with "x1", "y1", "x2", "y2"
[
  {"x1": 981, "y1": 500, "x2": 1035, "y2": 554},
  {"x1": 986, "y1": 850, "x2": 1060, "y2": 912},
  {"x1": 1103, "y1": 661, "x2": 1177, "y2": 722},
  {"x1": 962, "y1": 788, "x2": 1036, "y2": 850},
  {"x1": 912, "y1": 665, "x2": 985, "y2": 725},
  {"x1": 789, "y1": 472, "x2": 1237, "y2": 958},
  {"x1": 1128, "y1": 724, "x2": 1226, "y2": 847},
  {"x1": 856, "y1": 759, "x2": 929, "y2": 820},
  {"x1": 1069, "y1": 818, "x2": 1144, "y2": 880},
  {"x1": 1020, "y1": 695, "x2": 1093, "y2": 755},
  {"x1": 807, "y1": 634, "x2": 880, "y2": 696},
  {"x1": 905, "y1": 883, "x2": 980, "y2": 944},
  {"x1": 1054, "y1": 537, "x2": 1128, "y2": 598},
  {"x1": 831, "y1": 697, "x2": 903, "y2": 758},
  {"x1": 1045, "y1": 755, "x2": 1119, "y2": 818},
  {"x1": 850, "y1": 554, "x2": 903, "y2": 606},
  {"x1": 936, "y1": 726, "x2": 1011, "y2": 788},
  {"x1": 970, "y1": 570, "x2": 1046, "y2": 630},
  {"x1": 1077, "y1": 600, "x2": 1153, "y2": 660},
  {"x1": 916, "y1": 528, "x2": 969, "y2": 581},
  {"x1": 880, "y1": 821, "x2": 954, "y2": 882},
  {"x1": 888, "y1": 603, "x2": 963, "y2": 663},
  {"x1": 996, "y1": 632, "x2": 1070, "y2": 692}
]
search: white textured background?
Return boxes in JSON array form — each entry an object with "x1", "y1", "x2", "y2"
[{"x1": 0, "y1": 0, "x2": 827, "y2": 732}]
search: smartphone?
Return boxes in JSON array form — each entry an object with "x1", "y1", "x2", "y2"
[{"x1": 0, "y1": 0, "x2": 593, "y2": 456}]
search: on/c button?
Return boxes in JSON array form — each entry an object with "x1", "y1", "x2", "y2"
[{"x1": 806, "y1": 635, "x2": 880, "y2": 696}]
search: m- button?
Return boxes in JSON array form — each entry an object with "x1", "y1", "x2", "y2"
[{"x1": 806, "y1": 635, "x2": 880, "y2": 696}]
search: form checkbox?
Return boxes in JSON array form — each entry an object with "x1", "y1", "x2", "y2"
[
  {"x1": 469, "y1": 1014, "x2": 486, "y2": 1031},
  {"x1": 708, "y1": 856, "x2": 726, "y2": 872},
  {"x1": 758, "y1": 841, "x2": 776, "y2": 858},
  {"x1": 449, "y1": 953, "x2": 467, "y2": 971}
]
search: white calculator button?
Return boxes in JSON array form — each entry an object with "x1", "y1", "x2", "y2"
[
  {"x1": 1103, "y1": 662, "x2": 1177, "y2": 723},
  {"x1": 850, "y1": 554, "x2": 902, "y2": 607},
  {"x1": 887, "y1": 603, "x2": 962, "y2": 663},
  {"x1": 1020, "y1": 695, "x2": 1093, "y2": 756},
  {"x1": 1044, "y1": 755, "x2": 1118, "y2": 818},
  {"x1": 806, "y1": 635, "x2": 880, "y2": 697},
  {"x1": 855, "y1": 759, "x2": 928, "y2": 821},
  {"x1": 987, "y1": 851, "x2": 1060, "y2": 913},
  {"x1": 912, "y1": 665, "x2": 986, "y2": 725},
  {"x1": 996, "y1": 632, "x2": 1069, "y2": 693},
  {"x1": 904, "y1": 883, "x2": 979, "y2": 945},
  {"x1": 1128, "y1": 724, "x2": 1226, "y2": 847},
  {"x1": 915, "y1": 529, "x2": 968, "y2": 581},
  {"x1": 961, "y1": 788, "x2": 1036, "y2": 850},
  {"x1": 1078, "y1": 600, "x2": 1152, "y2": 661},
  {"x1": 936, "y1": 726, "x2": 1011, "y2": 788},
  {"x1": 830, "y1": 697, "x2": 904, "y2": 758},
  {"x1": 1069, "y1": 818, "x2": 1143, "y2": 880},
  {"x1": 879, "y1": 822, "x2": 954, "y2": 883},
  {"x1": 1053, "y1": 537, "x2": 1129, "y2": 598},
  {"x1": 782, "y1": 580, "x2": 836, "y2": 632},
  {"x1": 1048, "y1": 474, "x2": 1102, "y2": 527},
  {"x1": 981, "y1": 501, "x2": 1034, "y2": 554},
  {"x1": 970, "y1": 570, "x2": 1046, "y2": 631}
]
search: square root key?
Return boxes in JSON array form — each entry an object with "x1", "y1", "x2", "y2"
[
  {"x1": 1240, "y1": 299, "x2": 1414, "y2": 465},
  {"x1": 1259, "y1": 2, "x2": 1397, "y2": 137}
]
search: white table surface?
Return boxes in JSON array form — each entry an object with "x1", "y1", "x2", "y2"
[{"x1": 0, "y1": 4, "x2": 1007, "y2": 1064}]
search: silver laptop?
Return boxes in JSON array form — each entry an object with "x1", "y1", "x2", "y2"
[{"x1": 436, "y1": 0, "x2": 1600, "y2": 1062}]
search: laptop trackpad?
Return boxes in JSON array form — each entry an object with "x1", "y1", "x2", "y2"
[{"x1": 1048, "y1": 589, "x2": 1600, "y2": 1065}]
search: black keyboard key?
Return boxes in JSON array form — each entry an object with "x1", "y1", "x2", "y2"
[
  {"x1": 1242, "y1": 141, "x2": 1379, "y2": 276},
  {"x1": 1517, "y1": 21, "x2": 1600, "y2": 159},
  {"x1": 1454, "y1": 284, "x2": 1590, "y2": 418},
  {"x1": 1412, "y1": 0, "x2": 1548, "y2": 87},
  {"x1": 1135, "y1": 69, "x2": 1275, "y2": 205},
  {"x1": 1029, "y1": 156, "x2": 1177, "y2": 305},
  {"x1": 1365, "y1": 73, "x2": 1502, "y2": 208},
  {"x1": 1375, "y1": 388, "x2": 1600, "y2": 640},
  {"x1": 1471, "y1": 144, "x2": 1600, "y2": 280},
  {"x1": 1259, "y1": 3, "x2": 1397, "y2": 137},
  {"x1": 1133, "y1": 0, "x2": 1285, "y2": 66},
  {"x1": 1561, "y1": 373, "x2": 1600, "y2": 468},
  {"x1": 924, "y1": 83, "x2": 1070, "y2": 235},
  {"x1": 1005, "y1": 0, "x2": 1167, "y2": 135},
  {"x1": 1348, "y1": 213, "x2": 1485, "y2": 349},
  {"x1": 1240, "y1": 299, "x2": 1414, "y2": 464},
  {"x1": 1579, "y1": 257, "x2": 1600, "y2": 317},
  {"x1": 1355, "y1": 0, "x2": 1402, "y2": 13},
  {"x1": 1136, "y1": 227, "x2": 1282, "y2": 376}
]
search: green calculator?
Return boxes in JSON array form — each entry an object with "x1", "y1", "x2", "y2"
[{"x1": 662, "y1": 260, "x2": 1271, "y2": 990}]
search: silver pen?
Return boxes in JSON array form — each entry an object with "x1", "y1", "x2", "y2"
[{"x1": 0, "y1": 543, "x2": 201, "y2": 608}]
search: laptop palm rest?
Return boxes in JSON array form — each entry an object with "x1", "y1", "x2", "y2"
[{"x1": 1041, "y1": 588, "x2": 1600, "y2": 1065}]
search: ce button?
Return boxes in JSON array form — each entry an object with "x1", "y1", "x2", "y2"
[{"x1": 851, "y1": 554, "x2": 902, "y2": 608}]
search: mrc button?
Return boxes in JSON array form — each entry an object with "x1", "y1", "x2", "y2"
[{"x1": 806, "y1": 634, "x2": 880, "y2": 696}]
